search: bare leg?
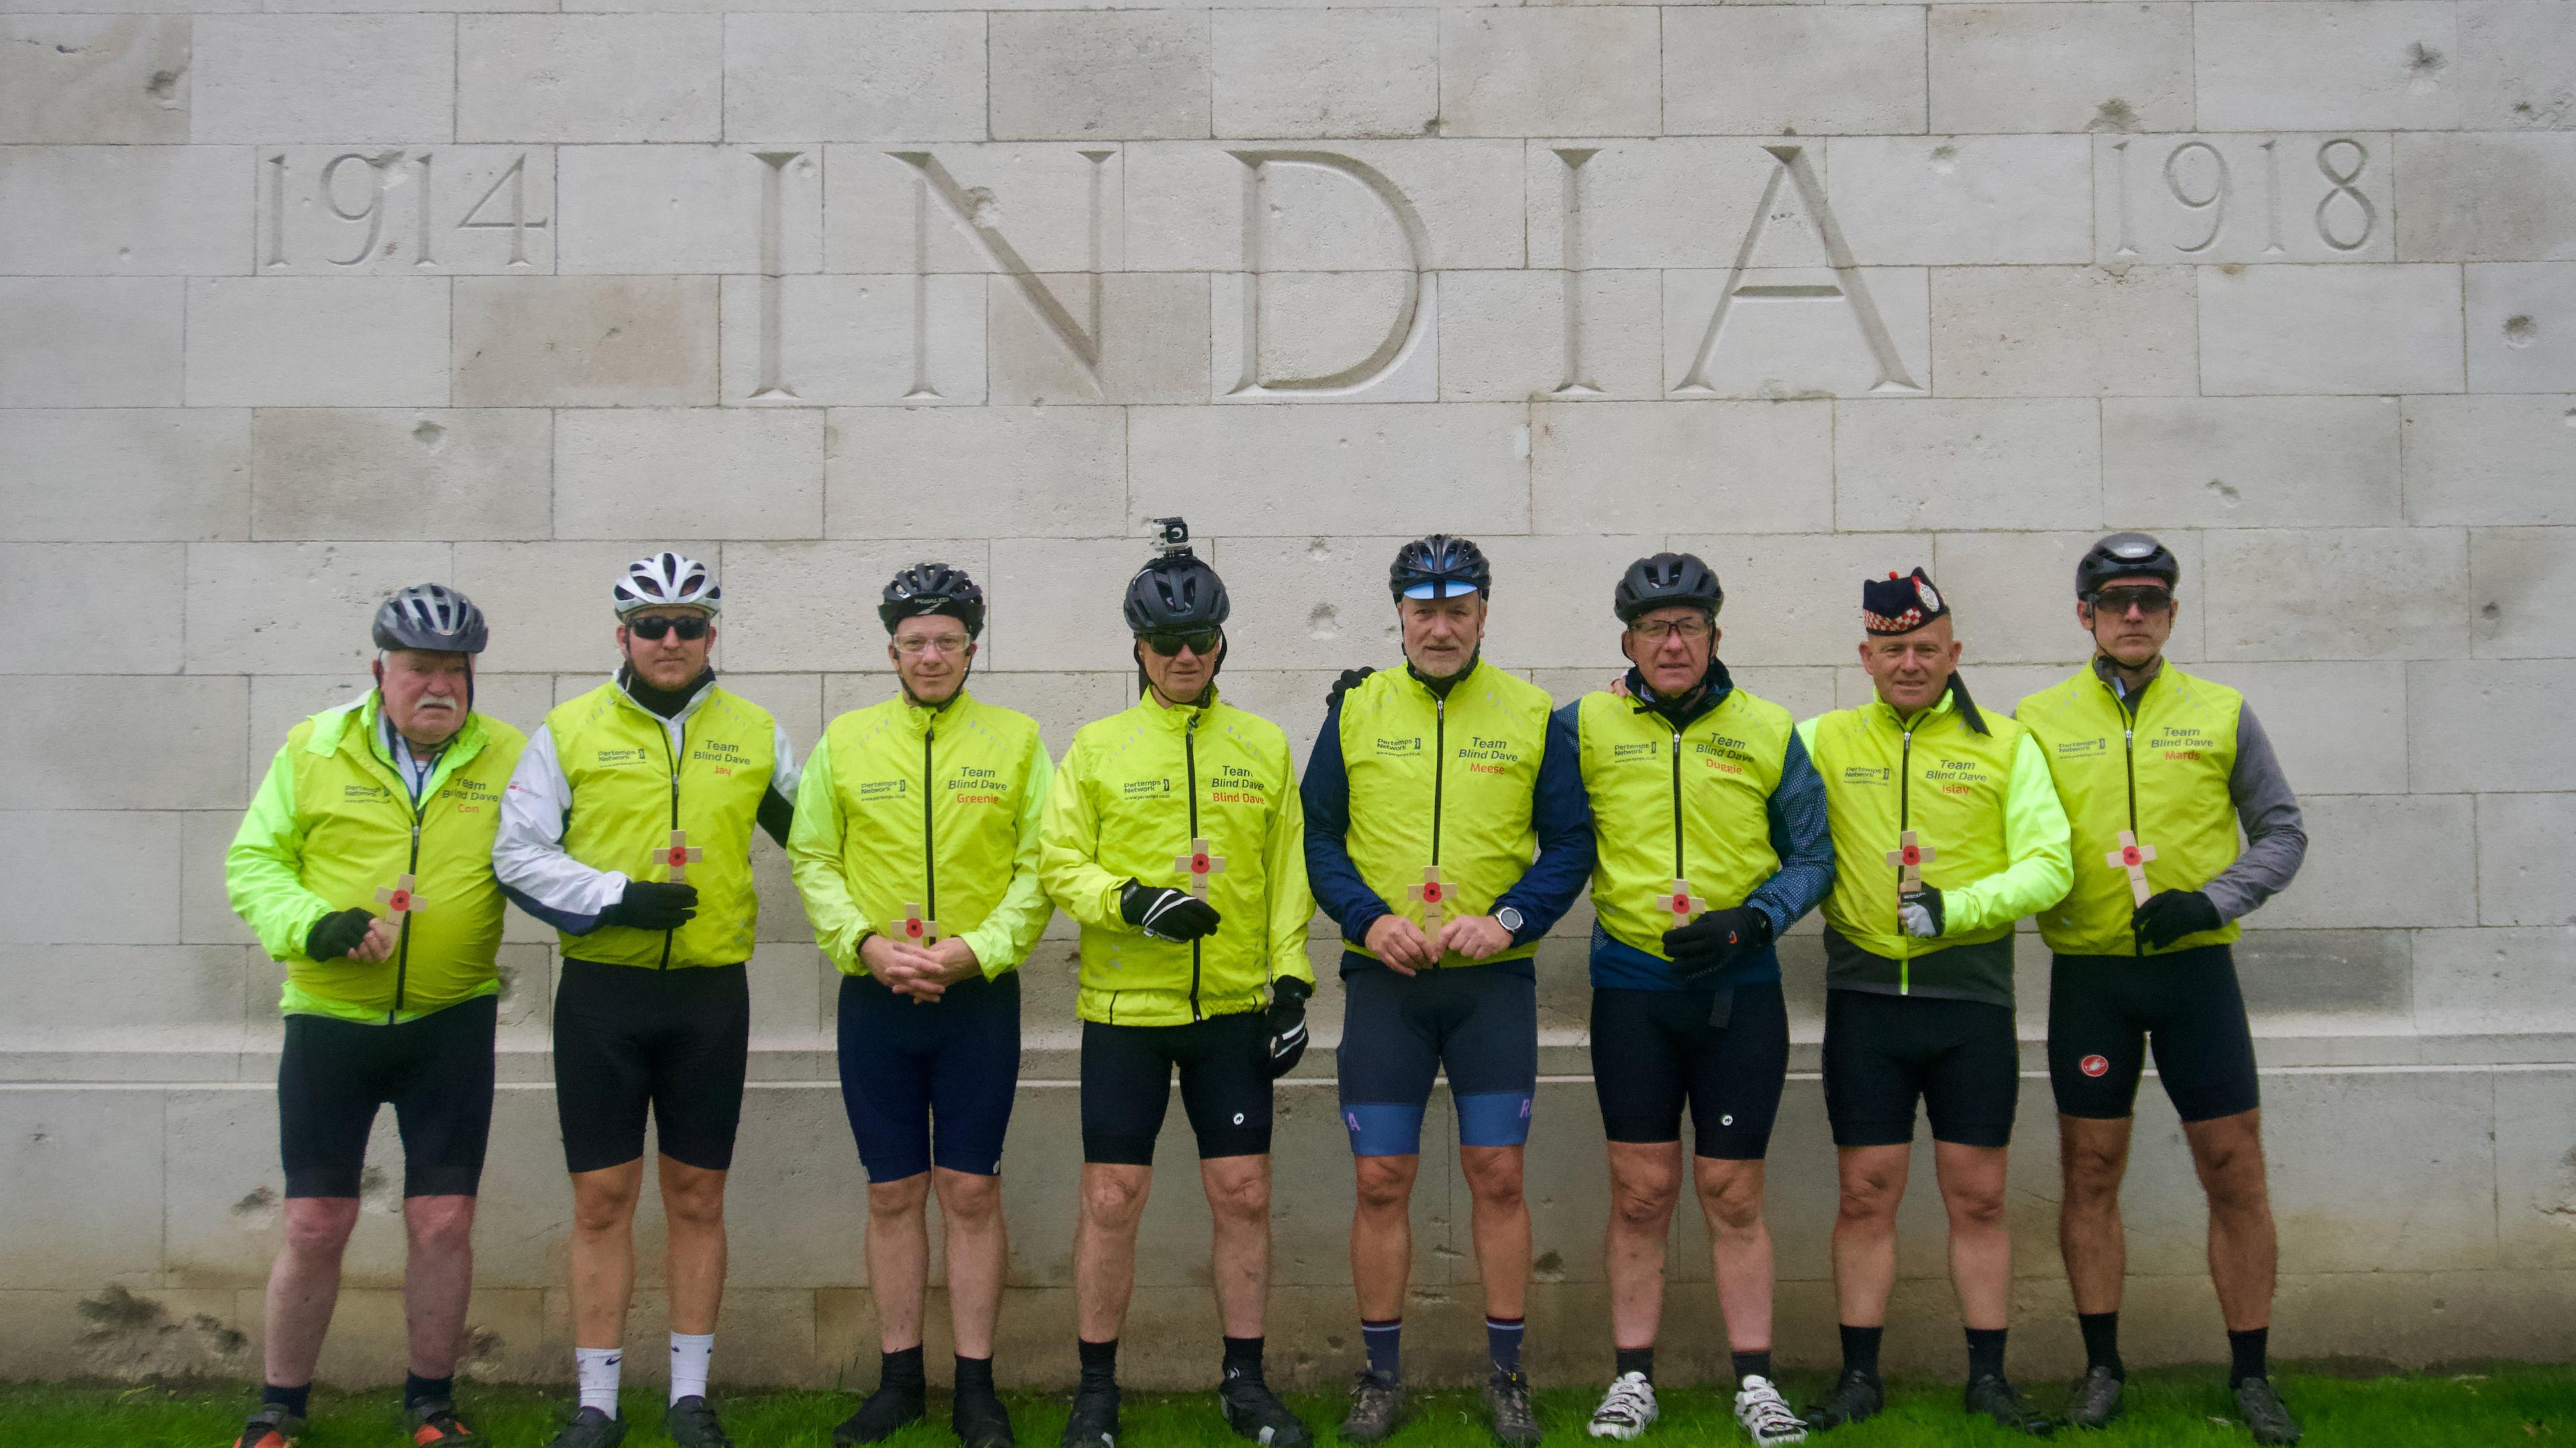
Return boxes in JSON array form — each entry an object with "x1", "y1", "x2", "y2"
[
  {"x1": 1073, "y1": 1164, "x2": 1152, "y2": 1343},
  {"x1": 1830, "y1": 1145, "x2": 1910, "y2": 1329},
  {"x1": 933, "y1": 1168, "x2": 1008, "y2": 1359},
  {"x1": 865, "y1": 1174, "x2": 932, "y2": 1353},
  {"x1": 2057, "y1": 1115, "x2": 2133, "y2": 1315},
  {"x1": 1695, "y1": 1158, "x2": 1774, "y2": 1355},
  {"x1": 568, "y1": 1162, "x2": 644, "y2": 1349},
  {"x1": 1460, "y1": 1145, "x2": 1529, "y2": 1323},
  {"x1": 1201, "y1": 1156, "x2": 1273, "y2": 1339},
  {"x1": 1603, "y1": 1142, "x2": 1682, "y2": 1351},
  {"x1": 1933, "y1": 1141, "x2": 2011, "y2": 1331},
  {"x1": 262, "y1": 1197, "x2": 361, "y2": 1389},
  {"x1": 1350, "y1": 1154, "x2": 1417, "y2": 1323},
  {"x1": 660, "y1": 1158, "x2": 729, "y2": 1337},
  {"x1": 2185, "y1": 1109, "x2": 2277, "y2": 1332},
  {"x1": 400, "y1": 1194, "x2": 478, "y2": 1378}
]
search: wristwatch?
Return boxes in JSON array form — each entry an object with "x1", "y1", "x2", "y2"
[{"x1": 1493, "y1": 905, "x2": 1525, "y2": 936}]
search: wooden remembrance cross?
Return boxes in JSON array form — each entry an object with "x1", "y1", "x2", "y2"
[
  {"x1": 885, "y1": 903, "x2": 939, "y2": 1005},
  {"x1": 659, "y1": 830, "x2": 704, "y2": 884},
  {"x1": 1886, "y1": 830, "x2": 1935, "y2": 903},
  {"x1": 2106, "y1": 829, "x2": 2159, "y2": 907},
  {"x1": 1175, "y1": 838, "x2": 1227, "y2": 899},
  {"x1": 376, "y1": 874, "x2": 425, "y2": 918},
  {"x1": 1658, "y1": 879, "x2": 1707, "y2": 924},
  {"x1": 1409, "y1": 865, "x2": 1448, "y2": 932}
]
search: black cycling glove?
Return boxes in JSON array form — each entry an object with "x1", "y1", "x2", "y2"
[
  {"x1": 1899, "y1": 884, "x2": 1945, "y2": 939},
  {"x1": 305, "y1": 907, "x2": 378, "y2": 961},
  {"x1": 1662, "y1": 905, "x2": 1772, "y2": 979},
  {"x1": 1326, "y1": 667, "x2": 1376, "y2": 709},
  {"x1": 1267, "y1": 976, "x2": 1313, "y2": 1078},
  {"x1": 2133, "y1": 889, "x2": 2221, "y2": 950},
  {"x1": 1120, "y1": 880, "x2": 1221, "y2": 942},
  {"x1": 602, "y1": 880, "x2": 698, "y2": 932}
]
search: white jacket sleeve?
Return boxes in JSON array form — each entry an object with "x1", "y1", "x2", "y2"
[{"x1": 493, "y1": 722, "x2": 630, "y2": 933}]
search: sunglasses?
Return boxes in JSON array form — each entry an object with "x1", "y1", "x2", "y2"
[
  {"x1": 629, "y1": 614, "x2": 711, "y2": 641},
  {"x1": 2089, "y1": 586, "x2": 2174, "y2": 616},
  {"x1": 1140, "y1": 628, "x2": 1222, "y2": 657}
]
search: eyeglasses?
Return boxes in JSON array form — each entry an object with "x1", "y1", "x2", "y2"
[
  {"x1": 629, "y1": 614, "x2": 710, "y2": 641},
  {"x1": 1140, "y1": 628, "x2": 1222, "y2": 657},
  {"x1": 2088, "y1": 586, "x2": 2174, "y2": 617},
  {"x1": 894, "y1": 634, "x2": 971, "y2": 657},
  {"x1": 1629, "y1": 616, "x2": 1713, "y2": 643}
]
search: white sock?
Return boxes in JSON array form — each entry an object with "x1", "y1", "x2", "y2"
[
  {"x1": 576, "y1": 1346, "x2": 622, "y2": 1418},
  {"x1": 670, "y1": 1332, "x2": 714, "y2": 1404}
]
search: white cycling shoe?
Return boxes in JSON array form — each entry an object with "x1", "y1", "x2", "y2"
[
  {"x1": 1734, "y1": 1376, "x2": 1807, "y2": 1446},
  {"x1": 1586, "y1": 1372, "x2": 1658, "y2": 1440}
]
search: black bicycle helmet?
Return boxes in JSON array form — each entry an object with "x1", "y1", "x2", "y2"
[
  {"x1": 1389, "y1": 534, "x2": 1492, "y2": 602},
  {"x1": 2076, "y1": 532, "x2": 2180, "y2": 599},
  {"x1": 1123, "y1": 548, "x2": 1231, "y2": 633},
  {"x1": 372, "y1": 583, "x2": 488, "y2": 654},
  {"x1": 879, "y1": 561, "x2": 986, "y2": 638},
  {"x1": 1614, "y1": 551, "x2": 1723, "y2": 623}
]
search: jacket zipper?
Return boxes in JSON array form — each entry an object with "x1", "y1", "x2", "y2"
[
  {"x1": 1669, "y1": 724, "x2": 1686, "y2": 883},
  {"x1": 390, "y1": 805, "x2": 421, "y2": 1023},
  {"x1": 2116, "y1": 678, "x2": 2143, "y2": 957},
  {"x1": 1428, "y1": 693, "x2": 1447, "y2": 968},
  {"x1": 1185, "y1": 710, "x2": 1203, "y2": 1020},
  {"x1": 658, "y1": 718, "x2": 680, "y2": 970},
  {"x1": 1896, "y1": 714, "x2": 1914, "y2": 996},
  {"x1": 922, "y1": 723, "x2": 939, "y2": 938}
]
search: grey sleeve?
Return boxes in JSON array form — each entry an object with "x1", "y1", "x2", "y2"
[{"x1": 2203, "y1": 701, "x2": 2307, "y2": 922}]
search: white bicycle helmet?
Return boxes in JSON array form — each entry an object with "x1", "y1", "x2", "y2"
[{"x1": 613, "y1": 551, "x2": 721, "y2": 618}]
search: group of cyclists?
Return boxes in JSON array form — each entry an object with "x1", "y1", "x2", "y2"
[{"x1": 223, "y1": 522, "x2": 2308, "y2": 1448}]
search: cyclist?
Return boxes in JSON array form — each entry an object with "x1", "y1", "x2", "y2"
[
  {"x1": 788, "y1": 563, "x2": 1053, "y2": 1448},
  {"x1": 2017, "y1": 533, "x2": 2307, "y2": 1444},
  {"x1": 1560, "y1": 554, "x2": 1830, "y2": 1447},
  {"x1": 493, "y1": 553, "x2": 799, "y2": 1448},
  {"x1": 1036, "y1": 519, "x2": 1317, "y2": 1448},
  {"x1": 223, "y1": 584, "x2": 523, "y2": 1448},
  {"x1": 1301, "y1": 535, "x2": 1593, "y2": 1447},
  {"x1": 1798, "y1": 569, "x2": 2070, "y2": 1438}
]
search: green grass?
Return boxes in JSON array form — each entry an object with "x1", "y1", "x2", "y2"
[{"x1": 4, "y1": 1366, "x2": 2569, "y2": 1447}]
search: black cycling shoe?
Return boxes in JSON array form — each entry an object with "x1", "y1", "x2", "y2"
[
  {"x1": 835, "y1": 1380, "x2": 928, "y2": 1446},
  {"x1": 1218, "y1": 1374, "x2": 1313, "y2": 1448},
  {"x1": 1805, "y1": 1369, "x2": 1884, "y2": 1431},
  {"x1": 665, "y1": 1395, "x2": 735, "y2": 1448},
  {"x1": 955, "y1": 1383, "x2": 1018, "y2": 1448},
  {"x1": 1060, "y1": 1383, "x2": 1121, "y2": 1448},
  {"x1": 541, "y1": 1407, "x2": 629, "y2": 1448},
  {"x1": 2234, "y1": 1377, "x2": 2303, "y2": 1445},
  {"x1": 1964, "y1": 1374, "x2": 2059, "y2": 1437},
  {"x1": 2067, "y1": 1366, "x2": 2123, "y2": 1429}
]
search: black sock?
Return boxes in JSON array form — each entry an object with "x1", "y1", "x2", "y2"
[
  {"x1": 2079, "y1": 1313, "x2": 2125, "y2": 1379},
  {"x1": 880, "y1": 1346, "x2": 926, "y2": 1392},
  {"x1": 1614, "y1": 1345, "x2": 1654, "y2": 1382},
  {"x1": 263, "y1": 1383, "x2": 312, "y2": 1420},
  {"x1": 1839, "y1": 1324, "x2": 1882, "y2": 1378},
  {"x1": 955, "y1": 1355, "x2": 994, "y2": 1396},
  {"x1": 402, "y1": 1374, "x2": 453, "y2": 1412},
  {"x1": 1731, "y1": 1350, "x2": 1772, "y2": 1385},
  {"x1": 1222, "y1": 1336, "x2": 1265, "y2": 1384},
  {"x1": 1966, "y1": 1327, "x2": 2008, "y2": 1383},
  {"x1": 1078, "y1": 1339, "x2": 1119, "y2": 1393},
  {"x1": 2229, "y1": 1327, "x2": 2269, "y2": 1388}
]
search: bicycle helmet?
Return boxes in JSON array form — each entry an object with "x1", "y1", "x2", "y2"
[
  {"x1": 612, "y1": 551, "x2": 720, "y2": 617},
  {"x1": 1389, "y1": 535, "x2": 1491, "y2": 602},
  {"x1": 1123, "y1": 519, "x2": 1230, "y2": 633},
  {"x1": 2075, "y1": 532, "x2": 2180, "y2": 599},
  {"x1": 372, "y1": 583, "x2": 488, "y2": 654},
  {"x1": 1614, "y1": 552, "x2": 1723, "y2": 624},
  {"x1": 879, "y1": 561, "x2": 986, "y2": 638}
]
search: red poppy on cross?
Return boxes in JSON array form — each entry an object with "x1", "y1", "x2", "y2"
[
  {"x1": 375, "y1": 874, "x2": 425, "y2": 917},
  {"x1": 1409, "y1": 865, "x2": 1448, "y2": 933},
  {"x1": 1174, "y1": 838, "x2": 1227, "y2": 899},
  {"x1": 1658, "y1": 878, "x2": 1707, "y2": 922},
  {"x1": 1885, "y1": 830, "x2": 1935, "y2": 905}
]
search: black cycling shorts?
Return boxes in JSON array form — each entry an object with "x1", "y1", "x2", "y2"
[
  {"x1": 2048, "y1": 944, "x2": 2261, "y2": 1123},
  {"x1": 278, "y1": 993, "x2": 497, "y2": 1199},
  {"x1": 1079, "y1": 1013, "x2": 1271, "y2": 1166},
  {"x1": 1823, "y1": 989, "x2": 2019, "y2": 1149},
  {"x1": 838, "y1": 970, "x2": 1021, "y2": 1182},
  {"x1": 553, "y1": 959, "x2": 750, "y2": 1174},
  {"x1": 1590, "y1": 981, "x2": 1790, "y2": 1161},
  {"x1": 1337, "y1": 959, "x2": 1538, "y2": 1156}
]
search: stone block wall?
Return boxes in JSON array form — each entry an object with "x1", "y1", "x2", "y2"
[{"x1": 3, "y1": 0, "x2": 2572, "y2": 1386}]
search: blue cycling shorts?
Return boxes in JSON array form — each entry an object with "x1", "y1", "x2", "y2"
[
  {"x1": 837, "y1": 969, "x2": 1021, "y2": 1182},
  {"x1": 1335, "y1": 956, "x2": 1537, "y2": 1156}
]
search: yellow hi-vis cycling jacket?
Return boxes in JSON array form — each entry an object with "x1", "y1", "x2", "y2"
[
  {"x1": 1799, "y1": 688, "x2": 2072, "y2": 1002},
  {"x1": 226, "y1": 691, "x2": 525, "y2": 1024},
  {"x1": 1038, "y1": 687, "x2": 1316, "y2": 1026},
  {"x1": 787, "y1": 687, "x2": 1055, "y2": 977}
]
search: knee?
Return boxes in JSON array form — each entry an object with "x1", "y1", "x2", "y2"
[
  {"x1": 1081, "y1": 1172, "x2": 1147, "y2": 1229},
  {"x1": 1208, "y1": 1170, "x2": 1271, "y2": 1225},
  {"x1": 665, "y1": 1180, "x2": 728, "y2": 1232},
  {"x1": 2198, "y1": 1150, "x2": 2270, "y2": 1215},
  {"x1": 1702, "y1": 1176, "x2": 1764, "y2": 1237},
  {"x1": 1462, "y1": 1158, "x2": 1525, "y2": 1214},
  {"x1": 2061, "y1": 1144, "x2": 2127, "y2": 1205},
  {"x1": 572, "y1": 1182, "x2": 639, "y2": 1237},
  {"x1": 1611, "y1": 1179, "x2": 1678, "y2": 1233},
  {"x1": 1837, "y1": 1175, "x2": 1898, "y2": 1228},
  {"x1": 934, "y1": 1172, "x2": 1002, "y2": 1225},
  {"x1": 405, "y1": 1198, "x2": 476, "y2": 1254},
  {"x1": 282, "y1": 1199, "x2": 360, "y2": 1256},
  {"x1": 1947, "y1": 1186, "x2": 2008, "y2": 1231},
  {"x1": 871, "y1": 1177, "x2": 932, "y2": 1222},
  {"x1": 1354, "y1": 1161, "x2": 1413, "y2": 1215}
]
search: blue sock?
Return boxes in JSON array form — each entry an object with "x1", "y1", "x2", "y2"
[
  {"x1": 1487, "y1": 1317, "x2": 1525, "y2": 1376},
  {"x1": 262, "y1": 1383, "x2": 311, "y2": 1419},
  {"x1": 1362, "y1": 1319, "x2": 1401, "y2": 1380}
]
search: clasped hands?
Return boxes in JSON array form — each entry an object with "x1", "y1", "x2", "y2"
[
  {"x1": 859, "y1": 931, "x2": 983, "y2": 1001},
  {"x1": 1362, "y1": 911, "x2": 1511, "y2": 974}
]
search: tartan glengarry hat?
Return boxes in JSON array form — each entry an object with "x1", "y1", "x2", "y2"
[{"x1": 1862, "y1": 567, "x2": 1949, "y2": 635}]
